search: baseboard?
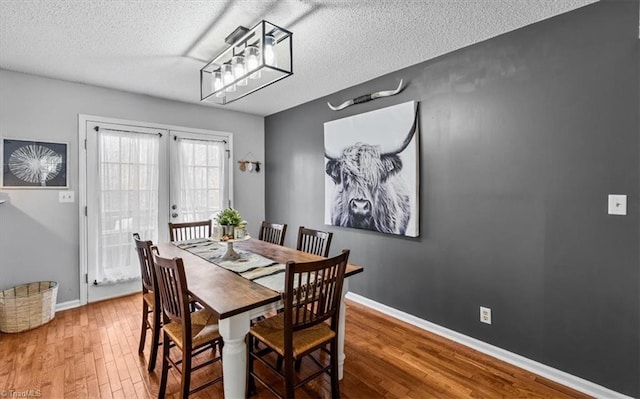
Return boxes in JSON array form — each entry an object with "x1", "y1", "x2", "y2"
[
  {"x1": 345, "y1": 292, "x2": 632, "y2": 399},
  {"x1": 55, "y1": 299, "x2": 81, "y2": 312}
]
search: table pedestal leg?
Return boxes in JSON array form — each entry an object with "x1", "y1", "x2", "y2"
[
  {"x1": 219, "y1": 312, "x2": 250, "y2": 399},
  {"x1": 221, "y1": 241, "x2": 241, "y2": 261},
  {"x1": 338, "y1": 278, "x2": 349, "y2": 380}
]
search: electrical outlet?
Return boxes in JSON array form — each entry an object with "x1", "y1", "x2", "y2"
[
  {"x1": 608, "y1": 194, "x2": 627, "y2": 215},
  {"x1": 59, "y1": 191, "x2": 75, "y2": 203},
  {"x1": 480, "y1": 306, "x2": 492, "y2": 325}
]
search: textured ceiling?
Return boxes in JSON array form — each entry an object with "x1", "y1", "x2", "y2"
[{"x1": 0, "y1": 0, "x2": 598, "y2": 116}]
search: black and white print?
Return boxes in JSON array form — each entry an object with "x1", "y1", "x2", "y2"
[
  {"x1": 324, "y1": 101, "x2": 419, "y2": 237},
  {"x1": 2, "y1": 138, "x2": 68, "y2": 188}
]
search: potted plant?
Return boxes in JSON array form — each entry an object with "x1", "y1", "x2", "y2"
[{"x1": 215, "y1": 207, "x2": 243, "y2": 238}]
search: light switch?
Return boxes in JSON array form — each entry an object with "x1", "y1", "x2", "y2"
[
  {"x1": 608, "y1": 194, "x2": 626, "y2": 215},
  {"x1": 59, "y1": 191, "x2": 75, "y2": 203}
]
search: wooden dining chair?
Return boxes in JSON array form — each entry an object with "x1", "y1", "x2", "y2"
[
  {"x1": 247, "y1": 250, "x2": 350, "y2": 399},
  {"x1": 258, "y1": 221, "x2": 287, "y2": 246},
  {"x1": 169, "y1": 220, "x2": 212, "y2": 242},
  {"x1": 296, "y1": 226, "x2": 333, "y2": 257},
  {"x1": 132, "y1": 233, "x2": 162, "y2": 372},
  {"x1": 153, "y1": 253, "x2": 223, "y2": 398}
]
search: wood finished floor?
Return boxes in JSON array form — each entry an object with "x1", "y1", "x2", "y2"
[{"x1": 0, "y1": 293, "x2": 592, "y2": 399}]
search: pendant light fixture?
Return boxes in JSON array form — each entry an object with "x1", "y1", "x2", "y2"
[{"x1": 200, "y1": 20, "x2": 293, "y2": 105}]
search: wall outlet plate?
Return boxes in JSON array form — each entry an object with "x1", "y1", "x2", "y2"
[
  {"x1": 608, "y1": 194, "x2": 626, "y2": 215},
  {"x1": 480, "y1": 306, "x2": 492, "y2": 325},
  {"x1": 59, "y1": 191, "x2": 75, "y2": 203}
]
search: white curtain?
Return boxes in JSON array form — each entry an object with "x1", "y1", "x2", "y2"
[
  {"x1": 97, "y1": 130, "x2": 159, "y2": 284},
  {"x1": 176, "y1": 138, "x2": 225, "y2": 222}
]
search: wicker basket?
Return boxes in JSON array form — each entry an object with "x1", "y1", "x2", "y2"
[{"x1": 0, "y1": 281, "x2": 58, "y2": 333}]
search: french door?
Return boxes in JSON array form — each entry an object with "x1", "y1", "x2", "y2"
[{"x1": 81, "y1": 116, "x2": 231, "y2": 303}]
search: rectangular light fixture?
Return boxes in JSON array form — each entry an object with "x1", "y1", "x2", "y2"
[{"x1": 200, "y1": 20, "x2": 293, "y2": 105}]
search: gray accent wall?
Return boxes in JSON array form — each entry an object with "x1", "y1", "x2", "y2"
[
  {"x1": 0, "y1": 69, "x2": 265, "y2": 304},
  {"x1": 265, "y1": 1, "x2": 639, "y2": 396}
]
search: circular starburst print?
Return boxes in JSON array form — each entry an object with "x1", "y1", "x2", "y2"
[{"x1": 8, "y1": 144, "x2": 63, "y2": 185}]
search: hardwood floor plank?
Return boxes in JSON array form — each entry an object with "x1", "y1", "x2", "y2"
[
  {"x1": 105, "y1": 361, "x2": 123, "y2": 393},
  {"x1": 86, "y1": 376, "x2": 101, "y2": 399},
  {"x1": 120, "y1": 378, "x2": 138, "y2": 399},
  {"x1": 0, "y1": 294, "x2": 593, "y2": 399},
  {"x1": 98, "y1": 382, "x2": 114, "y2": 399}
]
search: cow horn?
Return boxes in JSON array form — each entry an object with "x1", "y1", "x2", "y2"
[
  {"x1": 381, "y1": 108, "x2": 418, "y2": 156},
  {"x1": 324, "y1": 148, "x2": 340, "y2": 161},
  {"x1": 327, "y1": 79, "x2": 404, "y2": 111}
]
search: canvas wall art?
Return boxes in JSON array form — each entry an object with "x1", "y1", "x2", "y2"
[
  {"x1": 324, "y1": 100, "x2": 419, "y2": 237},
  {"x1": 2, "y1": 138, "x2": 68, "y2": 188}
]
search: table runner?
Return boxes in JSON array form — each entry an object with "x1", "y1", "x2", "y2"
[{"x1": 173, "y1": 238, "x2": 287, "y2": 293}]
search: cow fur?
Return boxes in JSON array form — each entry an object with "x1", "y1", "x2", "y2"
[{"x1": 326, "y1": 142, "x2": 410, "y2": 235}]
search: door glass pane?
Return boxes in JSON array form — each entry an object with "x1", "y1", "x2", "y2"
[
  {"x1": 175, "y1": 138, "x2": 226, "y2": 222},
  {"x1": 97, "y1": 130, "x2": 159, "y2": 284}
]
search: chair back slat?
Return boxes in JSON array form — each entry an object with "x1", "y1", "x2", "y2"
[
  {"x1": 169, "y1": 220, "x2": 212, "y2": 242},
  {"x1": 133, "y1": 233, "x2": 156, "y2": 293},
  {"x1": 284, "y1": 250, "x2": 350, "y2": 334},
  {"x1": 258, "y1": 221, "x2": 287, "y2": 246},
  {"x1": 153, "y1": 254, "x2": 192, "y2": 341},
  {"x1": 296, "y1": 226, "x2": 333, "y2": 257}
]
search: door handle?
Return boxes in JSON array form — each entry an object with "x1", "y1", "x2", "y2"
[
  {"x1": 171, "y1": 213, "x2": 178, "y2": 218},
  {"x1": 171, "y1": 204, "x2": 177, "y2": 210}
]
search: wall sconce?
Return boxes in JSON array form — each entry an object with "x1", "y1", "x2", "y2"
[{"x1": 200, "y1": 20, "x2": 293, "y2": 105}]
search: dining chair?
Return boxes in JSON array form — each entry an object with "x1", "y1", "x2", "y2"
[
  {"x1": 132, "y1": 233, "x2": 161, "y2": 372},
  {"x1": 258, "y1": 221, "x2": 287, "y2": 246},
  {"x1": 296, "y1": 226, "x2": 333, "y2": 257},
  {"x1": 247, "y1": 250, "x2": 351, "y2": 399},
  {"x1": 169, "y1": 220, "x2": 212, "y2": 242},
  {"x1": 153, "y1": 252, "x2": 223, "y2": 398}
]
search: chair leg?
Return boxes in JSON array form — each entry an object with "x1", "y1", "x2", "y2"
[
  {"x1": 138, "y1": 301, "x2": 148, "y2": 354},
  {"x1": 181, "y1": 348, "x2": 192, "y2": 399},
  {"x1": 158, "y1": 332, "x2": 170, "y2": 399},
  {"x1": 246, "y1": 335, "x2": 255, "y2": 397},
  {"x1": 284, "y1": 354, "x2": 295, "y2": 399},
  {"x1": 294, "y1": 357, "x2": 302, "y2": 371},
  {"x1": 147, "y1": 308, "x2": 161, "y2": 372},
  {"x1": 330, "y1": 339, "x2": 339, "y2": 399}
]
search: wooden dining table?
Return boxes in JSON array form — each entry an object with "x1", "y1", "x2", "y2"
[{"x1": 156, "y1": 238, "x2": 363, "y2": 399}]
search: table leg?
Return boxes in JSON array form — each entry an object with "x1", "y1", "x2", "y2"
[
  {"x1": 219, "y1": 312, "x2": 251, "y2": 399},
  {"x1": 338, "y1": 278, "x2": 349, "y2": 380}
]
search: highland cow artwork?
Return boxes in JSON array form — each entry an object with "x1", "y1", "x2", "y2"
[{"x1": 324, "y1": 101, "x2": 419, "y2": 237}]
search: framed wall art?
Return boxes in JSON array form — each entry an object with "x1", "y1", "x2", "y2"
[
  {"x1": 324, "y1": 100, "x2": 419, "y2": 237},
  {"x1": 1, "y1": 138, "x2": 69, "y2": 188}
]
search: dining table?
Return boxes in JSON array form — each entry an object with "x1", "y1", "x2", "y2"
[{"x1": 156, "y1": 237, "x2": 363, "y2": 399}]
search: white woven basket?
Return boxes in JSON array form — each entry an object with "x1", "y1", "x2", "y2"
[{"x1": 0, "y1": 281, "x2": 58, "y2": 333}]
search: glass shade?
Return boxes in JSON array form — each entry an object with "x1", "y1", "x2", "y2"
[
  {"x1": 246, "y1": 46, "x2": 261, "y2": 80},
  {"x1": 213, "y1": 71, "x2": 224, "y2": 97},
  {"x1": 223, "y1": 63, "x2": 236, "y2": 92},
  {"x1": 264, "y1": 35, "x2": 277, "y2": 67},
  {"x1": 233, "y1": 55, "x2": 248, "y2": 86}
]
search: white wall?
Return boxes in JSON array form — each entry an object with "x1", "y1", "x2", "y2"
[{"x1": 0, "y1": 69, "x2": 265, "y2": 303}]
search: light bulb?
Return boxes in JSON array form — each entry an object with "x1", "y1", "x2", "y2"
[
  {"x1": 264, "y1": 35, "x2": 277, "y2": 67},
  {"x1": 232, "y1": 55, "x2": 247, "y2": 86},
  {"x1": 213, "y1": 71, "x2": 224, "y2": 97},
  {"x1": 246, "y1": 45, "x2": 261, "y2": 80},
  {"x1": 223, "y1": 63, "x2": 236, "y2": 92}
]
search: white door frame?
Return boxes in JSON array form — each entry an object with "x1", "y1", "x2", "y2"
[{"x1": 78, "y1": 114, "x2": 234, "y2": 306}]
